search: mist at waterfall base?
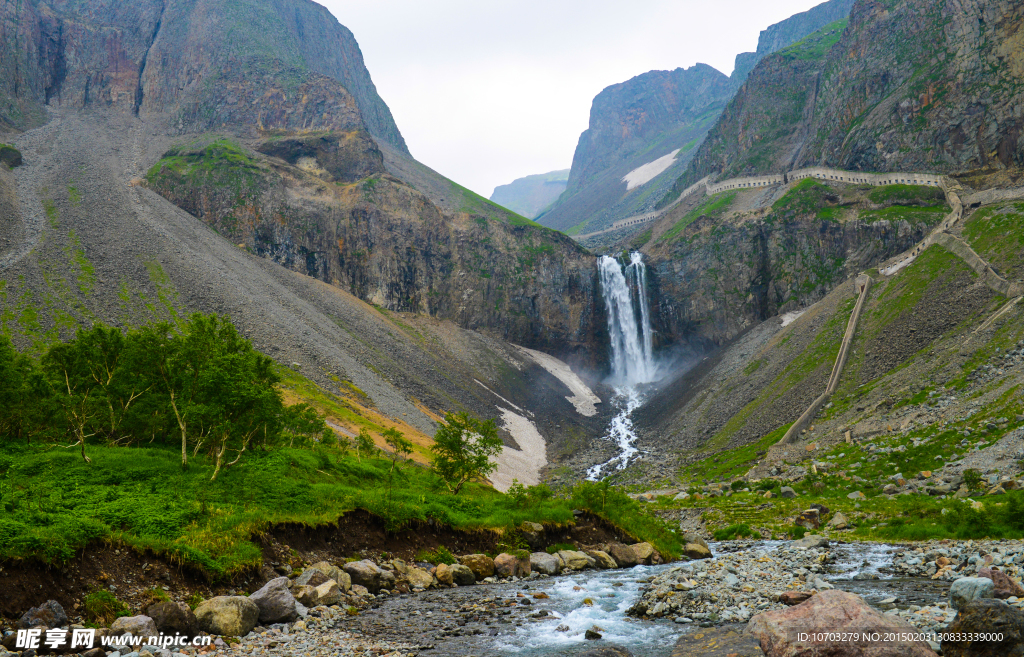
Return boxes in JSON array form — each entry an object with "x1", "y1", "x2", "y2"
[{"x1": 587, "y1": 253, "x2": 663, "y2": 481}]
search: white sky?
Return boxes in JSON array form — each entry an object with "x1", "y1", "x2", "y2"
[{"x1": 320, "y1": 0, "x2": 827, "y2": 198}]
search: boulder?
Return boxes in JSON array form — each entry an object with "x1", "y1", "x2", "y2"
[
  {"x1": 673, "y1": 625, "x2": 762, "y2": 656},
  {"x1": 585, "y1": 550, "x2": 618, "y2": 569},
  {"x1": 942, "y1": 598, "x2": 1024, "y2": 657},
  {"x1": 780, "y1": 487, "x2": 797, "y2": 498},
  {"x1": 449, "y1": 563, "x2": 477, "y2": 586},
  {"x1": 404, "y1": 566, "x2": 436, "y2": 590},
  {"x1": 249, "y1": 577, "x2": 298, "y2": 623},
  {"x1": 110, "y1": 615, "x2": 158, "y2": 638},
  {"x1": 350, "y1": 584, "x2": 370, "y2": 596},
  {"x1": 343, "y1": 560, "x2": 384, "y2": 593},
  {"x1": 978, "y1": 568, "x2": 1024, "y2": 599},
  {"x1": 630, "y1": 542, "x2": 655, "y2": 565},
  {"x1": 747, "y1": 589, "x2": 937, "y2": 657},
  {"x1": 292, "y1": 585, "x2": 318, "y2": 607},
  {"x1": 293, "y1": 568, "x2": 329, "y2": 589},
  {"x1": 779, "y1": 591, "x2": 814, "y2": 605},
  {"x1": 530, "y1": 552, "x2": 561, "y2": 575},
  {"x1": 682, "y1": 533, "x2": 709, "y2": 551},
  {"x1": 792, "y1": 535, "x2": 829, "y2": 549},
  {"x1": 558, "y1": 550, "x2": 597, "y2": 571},
  {"x1": 17, "y1": 600, "x2": 68, "y2": 629},
  {"x1": 459, "y1": 554, "x2": 495, "y2": 580},
  {"x1": 950, "y1": 577, "x2": 996, "y2": 610},
  {"x1": 795, "y1": 509, "x2": 820, "y2": 530},
  {"x1": 521, "y1": 521, "x2": 545, "y2": 549},
  {"x1": 146, "y1": 601, "x2": 198, "y2": 638},
  {"x1": 314, "y1": 580, "x2": 342, "y2": 606},
  {"x1": 308, "y1": 561, "x2": 351, "y2": 592},
  {"x1": 194, "y1": 596, "x2": 260, "y2": 636},
  {"x1": 608, "y1": 543, "x2": 638, "y2": 567},
  {"x1": 685, "y1": 543, "x2": 713, "y2": 560},
  {"x1": 435, "y1": 563, "x2": 454, "y2": 586},
  {"x1": 380, "y1": 569, "x2": 397, "y2": 591},
  {"x1": 827, "y1": 512, "x2": 849, "y2": 530},
  {"x1": 494, "y1": 552, "x2": 531, "y2": 577}
]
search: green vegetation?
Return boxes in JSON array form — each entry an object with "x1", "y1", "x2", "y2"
[
  {"x1": 83, "y1": 591, "x2": 130, "y2": 624},
  {"x1": 778, "y1": 19, "x2": 849, "y2": 62},
  {"x1": 659, "y1": 192, "x2": 736, "y2": 243},
  {"x1": 0, "y1": 316, "x2": 682, "y2": 574},
  {"x1": 868, "y1": 244, "x2": 973, "y2": 331},
  {"x1": 858, "y1": 205, "x2": 947, "y2": 225},
  {"x1": 0, "y1": 143, "x2": 21, "y2": 168},
  {"x1": 771, "y1": 179, "x2": 834, "y2": 219},
  {"x1": 713, "y1": 523, "x2": 755, "y2": 540},
  {"x1": 963, "y1": 203, "x2": 1024, "y2": 280},
  {"x1": 430, "y1": 412, "x2": 503, "y2": 495},
  {"x1": 868, "y1": 184, "x2": 946, "y2": 206},
  {"x1": 416, "y1": 545, "x2": 456, "y2": 565}
]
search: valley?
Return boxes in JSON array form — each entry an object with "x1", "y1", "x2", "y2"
[{"x1": 2, "y1": 0, "x2": 1024, "y2": 654}]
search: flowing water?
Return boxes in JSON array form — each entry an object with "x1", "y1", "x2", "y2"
[
  {"x1": 485, "y1": 541, "x2": 945, "y2": 656},
  {"x1": 589, "y1": 253, "x2": 657, "y2": 480}
]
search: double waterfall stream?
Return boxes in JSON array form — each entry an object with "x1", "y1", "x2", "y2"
[{"x1": 588, "y1": 252, "x2": 657, "y2": 481}]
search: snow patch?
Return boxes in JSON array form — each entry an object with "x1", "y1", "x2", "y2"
[
  {"x1": 490, "y1": 408, "x2": 547, "y2": 491},
  {"x1": 516, "y1": 346, "x2": 600, "y2": 416},
  {"x1": 780, "y1": 310, "x2": 806, "y2": 327},
  {"x1": 622, "y1": 149, "x2": 680, "y2": 190}
]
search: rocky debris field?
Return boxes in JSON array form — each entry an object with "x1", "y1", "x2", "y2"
[{"x1": 0, "y1": 538, "x2": 667, "y2": 657}]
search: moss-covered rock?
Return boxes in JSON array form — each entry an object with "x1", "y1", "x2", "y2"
[{"x1": 0, "y1": 144, "x2": 22, "y2": 168}]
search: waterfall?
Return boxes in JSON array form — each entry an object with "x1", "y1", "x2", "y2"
[
  {"x1": 589, "y1": 252, "x2": 657, "y2": 480},
  {"x1": 597, "y1": 253, "x2": 656, "y2": 386}
]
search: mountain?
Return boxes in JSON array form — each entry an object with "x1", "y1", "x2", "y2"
[
  {"x1": 490, "y1": 169, "x2": 569, "y2": 219},
  {"x1": 730, "y1": 0, "x2": 855, "y2": 83},
  {"x1": 536, "y1": 0, "x2": 857, "y2": 236},
  {"x1": 0, "y1": 0, "x2": 615, "y2": 477},
  {"x1": 662, "y1": 0, "x2": 1024, "y2": 204}
]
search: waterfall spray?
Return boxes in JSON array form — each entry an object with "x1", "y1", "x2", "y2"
[{"x1": 589, "y1": 252, "x2": 657, "y2": 480}]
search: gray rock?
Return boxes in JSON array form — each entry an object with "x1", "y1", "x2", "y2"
[
  {"x1": 307, "y1": 562, "x2": 351, "y2": 592},
  {"x1": 558, "y1": 550, "x2": 597, "y2": 570},
  {"x1": 248, "y1": 577, "x2": 298, "y2": 623},
  {"x1": 343, "y1": 560, "x2": 384, "y2": 593},
  {"x1": 521, "y1": 521, "x2": 545, "y2": 549},
  {"x1": 17, "y1": 600, "x2": 68, "y2": 629},
  {"x1": 530, "y1": 552, "x2": 561, "y2": 575},
  {"x1": 449, "y1": 563, "x2": 477, "y2": 586},
  {"x1": 607, "y1": 543, "x2": 638, "y2": 568},
  {"x1": 314, "y1": 580, "x2": 342, "y2": 605},
  {"x1": 110, "y1": 615, "x2": 158, "y2": 638},
  {"x1": 780, "y1": 486, "x2": 797, "y2": 498},
  {"x1": 950, "y1": 577, "x2": 996, "y2": 610},
  {"x1": 792, "y1": 535, "x2": 829, "y2": 549},
  {"x1": 145, "y1": 602, "x2": 198, "y2": 638},
  {"x1": 293, "y1": 568, "x2": 329, "y2": 588},
  {"x1": 403, "y1": 566, "x2": 436, "y2": 590},
  {"x1": 194, "y1": 597, "x2": 260, "y2": 636}
]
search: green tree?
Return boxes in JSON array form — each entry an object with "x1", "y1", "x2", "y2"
[
  {"x1": 430, "y1": 412, "x2": 502, "y2": 494},
  {"x1": 0, "y1": 337, "x2": 46, "y2": 443},
  {"x1": 41, "y1": 338, "x2": 103, "y2": 462},
  {"x1": 383, "y1": 427, "x2": 414, "y2": 476},
  {"x1": 354, "y1": 429, "x2": 376, "y2": 463}
]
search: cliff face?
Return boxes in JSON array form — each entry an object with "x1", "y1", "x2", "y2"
[
  {"x1": 144, "y1": 138, "x2": 606, "y2": 364},
  {"x1": 731, "y1": 0, "x2": 856, "y2": 82},
  {"x1": 538, "y1": 0, "x2": 858, "y2": 235},
  {"x1": 537, "y1": 64, "x2": 734, "y2": 234},
  {"x1": 0, "y1": 0, "x2": 408, "y2": 152},
  {"x1": 664, "y1": 0, "x2": 1024, "y2": 203}
]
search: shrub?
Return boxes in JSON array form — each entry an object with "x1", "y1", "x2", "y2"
[
  {"x1": 713, "y1": 523, "x2": 755, "y2": 540},
  {"x1": 416, "y1": 546, "x2": 456, "y2": 565},
  {"x1": 790, "y1": 526, "x2": 807, "y2": 540},
  {"x1": 963, "y1": 469, "x2": 983, "y2": 491},
  {"x1": 545, "y1": 542, "x2": 576, "y2": 554},
  {"x1": 84, "y1": 591, "x2": 129, "y2": 624}
]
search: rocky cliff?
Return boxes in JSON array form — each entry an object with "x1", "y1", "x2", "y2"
[
  {"x1": 0, "y1": 0, "x2": 407, "y2": 152},
  {"x1": 144, "y1": 137, "x2": 606, "y2": 364},
  {"x1": 731, "y1": 0, "x2": 856, "y2": 82},
  {"x1": 663, "y1": 0, "x2": 1024, "y2": 204},
  {"x1": 490, "y1": 169, "x2": 569, "y2": 219},
  {"x1": 537, "y1": 0, "x2": 857, "y2": 236}
]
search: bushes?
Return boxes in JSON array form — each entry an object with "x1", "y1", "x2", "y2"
[
  {"x1": 713, "y1": 523, "x2": 755, "y2": 540},
  {"x1": 84, "y1": 591, "x2": 129, "y2": 624}
]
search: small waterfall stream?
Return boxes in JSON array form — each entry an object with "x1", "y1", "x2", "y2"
[{"x1": 588, "y1": 253, "x2": 657, "y2": 480}]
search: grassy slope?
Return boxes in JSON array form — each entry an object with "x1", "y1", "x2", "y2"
[{"x1": 652, "y1": 235, "x2": 1024, "y2": 540}]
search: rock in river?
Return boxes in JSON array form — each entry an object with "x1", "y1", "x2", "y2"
[
  {"x1": 942, "y1": 598, "x2": 1024, "y2": 657},
  {"x1": 194, "y1": 596, "x2": 260, "y2": 637},
  {"x1": 950, "y1": 577, "x2": 996, "y2": 610}
]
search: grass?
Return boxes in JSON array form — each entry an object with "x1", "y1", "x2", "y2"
[
  {"x1": 858, "y1": 205, "x2": 948, "y2": 225},
  {"x1": 963, "y1": 203, "x2": 1024, "y2": 281},
  {"x1": 771, "y1": 179, "x2": 834, "y2": 218},
  {"x1": 868, "y1": 244, "x2": 973, "y2": 331},
  {"x1": 658, "y1": 192, "x2": 736, "y2": 244},
  {"x1": 868, "y1": 184, "x2": 947, "y2": 206},
  {"x1": 777, "y1": 19, "x2": 849, "y2": 62},
  {"x1": 0, "y1": 438, "x2": 684, "y2": 577}
]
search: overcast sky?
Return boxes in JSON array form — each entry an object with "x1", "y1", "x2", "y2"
[{"x1": 321, "y1": 0, "x2": 827, "y2": 198}]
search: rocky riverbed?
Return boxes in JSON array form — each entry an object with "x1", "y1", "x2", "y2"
[{"x1": 8, "y1": 537, "x2": 1024, "y2": 657}]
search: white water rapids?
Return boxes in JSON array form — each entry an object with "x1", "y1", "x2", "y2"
[{"x1": 588, "y1": 253, "x2": 658, "y2": 480}]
